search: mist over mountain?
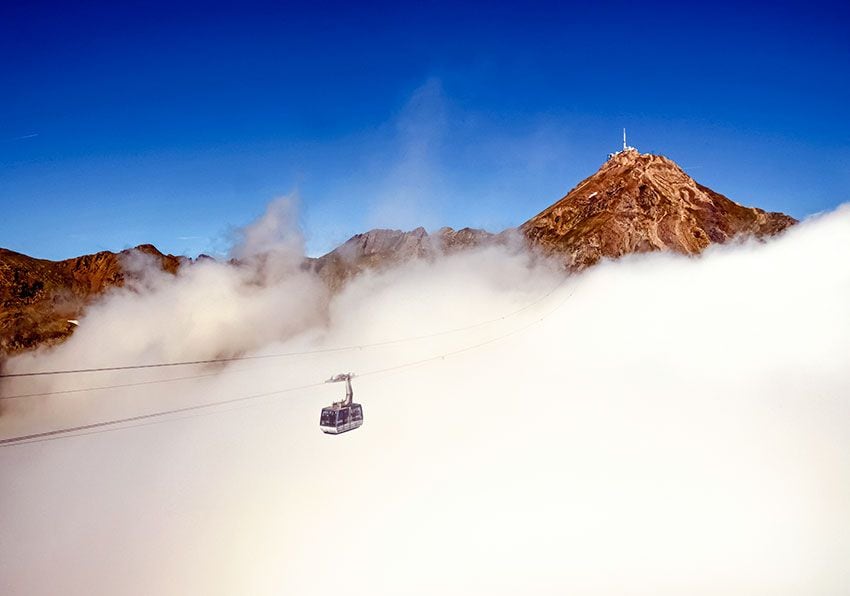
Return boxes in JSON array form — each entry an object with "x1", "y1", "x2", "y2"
[
  {"x1": 0, "y1": 245, "x2": 185, "y2": 355},
  {"x1": 0, "y1": 151, "x2": 795, "y2": 357},
  {"x1": 3, "y1": 1, "x2": 849, "y2": 593},
  {"x1": 1, "y1": 198, "x2": 847, "y2": 595}
]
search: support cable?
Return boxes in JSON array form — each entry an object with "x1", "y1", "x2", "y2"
[
  {"x1": 0, "y1": 274, "x2": 566, "y2": 381},
  {"x1": 0, "y1": 281, "x2": 578, "y2": 448}
]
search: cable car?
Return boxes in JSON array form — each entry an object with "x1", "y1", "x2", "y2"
[{"x1": 320, "y1": 373, "x2": 363, "y2": 434}]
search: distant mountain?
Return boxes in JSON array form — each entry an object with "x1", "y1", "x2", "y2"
[
  {"x1": 0, "y1": 150, "x2": 796, "y2": 356},
  {"x1": 309, "y1": 226, "x2": 498, "y2": 289}
]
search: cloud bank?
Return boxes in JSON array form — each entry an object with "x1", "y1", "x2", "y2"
[{"x1": 1, "y1": 204, "x2": 849, "y2": 595}]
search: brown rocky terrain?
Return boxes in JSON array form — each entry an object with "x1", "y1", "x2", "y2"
[
  {"x1": 309, "y1": 226, "x2": 498, "y2": 290},
  {"x1": 0, "y1": 245, "x2": 183, "y2": 354},
  {"x1": 521, "y1": 149, "x2": 796, "y2": 268},
  {"x1": 0, "y1": 150, "x2": 797, "y2": 356}
]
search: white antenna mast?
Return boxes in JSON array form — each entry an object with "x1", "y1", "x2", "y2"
[{"x1": 608, "y1": 127, "x2": 635, "y2": 160}]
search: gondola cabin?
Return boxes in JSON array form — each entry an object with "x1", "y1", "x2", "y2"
[
  {"x1": 320, "y1": 373, "x2": 363, "y2": 434},
  {"x1": 320, "y1": 402, "x2": 363, "y2": 434}
]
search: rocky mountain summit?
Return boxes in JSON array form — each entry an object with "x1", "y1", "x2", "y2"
[
  {"x1": 0, "y1": 150, "x2": 796, "y2": 355},
  {"x1": 521, "y1": 149, "x2": 796, "y2": 269}
]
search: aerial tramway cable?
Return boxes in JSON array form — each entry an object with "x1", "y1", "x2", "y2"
[
  {"x1": 0, "y1": 273, "x2": 566, "y2": 381},
  {"x1": 0, "y1": 279, "x2": 578, "y2": 448},
  {"x1": 1, "y1": 357, "x2": 318, "y2": 401}
]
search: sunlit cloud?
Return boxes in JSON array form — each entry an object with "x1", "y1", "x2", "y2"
[{"x1": 1, "y1": 203, "x2": 849, "y2": 594}]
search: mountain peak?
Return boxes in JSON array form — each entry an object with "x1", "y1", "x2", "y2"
[{"x1": 521, "y1": 151, "x2": 796, "y2": 269}]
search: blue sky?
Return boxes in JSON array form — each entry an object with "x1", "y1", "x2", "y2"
[{"x1": 2, "y1": 0, "x2": 848, "y2": 259}]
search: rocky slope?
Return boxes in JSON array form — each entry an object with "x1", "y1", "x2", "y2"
[
  {"x1": 0, "y1": 150, "x2": 797, "y2": 355},
  {"x1": 0, "y1": 245, "x2": 183, "y2": 354},
  {"x1": 521, "y1": 149, "x2": 796, "y2": 268},
  {"x1": 309, "y1": 226, "x2": 498, "y2": 289}
]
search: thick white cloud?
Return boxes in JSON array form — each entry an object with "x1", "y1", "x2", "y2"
[{"x1": 1, "y1": 204, "x2": 849, "y2": 595}]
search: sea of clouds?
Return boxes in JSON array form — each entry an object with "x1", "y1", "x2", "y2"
[{"x1": 1, "y1": 200, "x2": 849, "y2": 595}]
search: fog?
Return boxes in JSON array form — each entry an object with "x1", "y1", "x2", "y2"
[{"x1": 1, "y1": 203, "x2": 849, "y2": 595}]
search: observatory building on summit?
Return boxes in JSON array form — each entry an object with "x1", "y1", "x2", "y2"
[{"x1": 609, "y1": 128, "x2": 636, "y2": 159}]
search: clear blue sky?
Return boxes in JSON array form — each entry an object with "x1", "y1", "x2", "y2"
[{"x1": 2, "y1": 0, "x2": 848, "y2": 260}]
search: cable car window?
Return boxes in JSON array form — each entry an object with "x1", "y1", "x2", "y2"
[
  {"x1": 352, "y1": 405, "x2": 362, "y2": 421},
  {"x1": 338, "y1": 409, "x2": 349, "y2": 424},
  {"x1": 320, "y1": 410, "x2": 336, "y2": 425}
]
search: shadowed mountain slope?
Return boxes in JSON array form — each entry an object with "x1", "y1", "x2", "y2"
[{"x1": 0, "y1": 245, "x2": 183, "y2": 354}]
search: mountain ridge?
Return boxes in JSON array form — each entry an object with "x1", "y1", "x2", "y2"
[{"x1": 0, "y1": 150, "x2": 797, "y2": 356}]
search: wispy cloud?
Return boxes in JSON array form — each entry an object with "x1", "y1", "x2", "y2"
[{"x1": 1, "y1": 133, "x2": 39, "y2": 142}]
